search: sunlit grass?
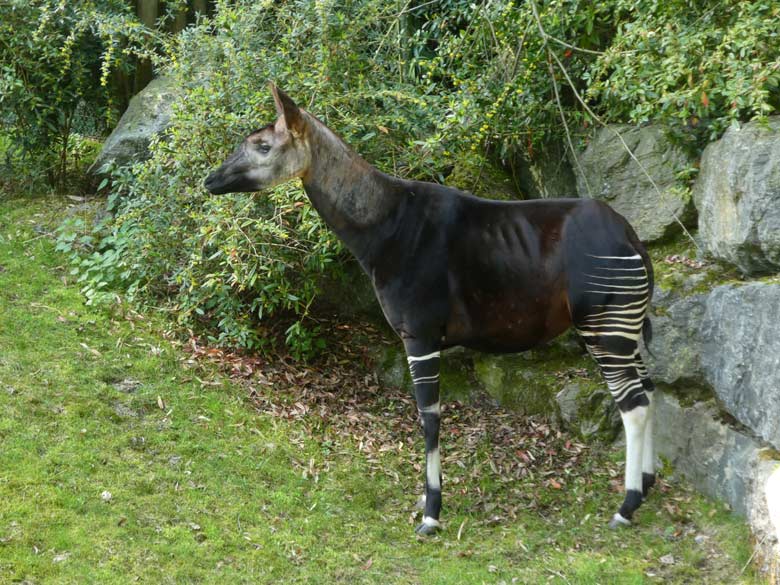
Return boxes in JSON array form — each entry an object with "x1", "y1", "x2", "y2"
[{"x1": 0, "y1": 196, "x2": 762, "y2": 584}]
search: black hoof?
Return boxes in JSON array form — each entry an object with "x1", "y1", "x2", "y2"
[
  {"x1": 642, "y1": 473, "x2": 656, "y2": 498},
  {"x1": 608, "y1": 513, "x2": 631, "y2": 530},
  {"x1": 415, "y1": 521, "x2": 441, "y2": 536}
]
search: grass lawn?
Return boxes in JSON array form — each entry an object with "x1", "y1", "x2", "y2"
[{"x1": 0, "y1": 195, "x2": 764, "y2": 584}]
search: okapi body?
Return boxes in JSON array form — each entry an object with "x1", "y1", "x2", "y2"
[{"x1": 205, "y1": 86, "x2": 657, "y2": 535}]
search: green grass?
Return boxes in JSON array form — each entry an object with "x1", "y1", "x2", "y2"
[{"x1": 0, "y1": 196, "x2": 764, "y2": 584}]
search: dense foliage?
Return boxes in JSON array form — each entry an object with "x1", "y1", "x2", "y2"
[
  {"x1": 0, "y1": 1, "x2": 161, "y2": 189},
  {"x1": 42, "y1": 0, "x2": 780, "y2": 356}
]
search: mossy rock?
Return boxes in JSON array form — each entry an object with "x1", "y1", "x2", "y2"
[
  {"x1": 473, "y1": 353, "x2": 560, "y2": 414},
  {"x1": 646, "y1": 231, "x2": 742, "y2": 301},
  {"x1": 372, "y1": 331, "x2": 595, "y2": 413},
  {"x1": 372, "y1": 344, "x2": 476, "y2": 402},
  {"x1": 445, "y1": 154, "x2": 521, "y2": 201},
  {"x1": 472, "y1": 334, "x2": 595, "y2": 416},
  {"x1": 556, "y1": 380, "x2": 622, "y2": 442}
]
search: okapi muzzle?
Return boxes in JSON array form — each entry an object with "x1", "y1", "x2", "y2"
[
  {"x1": 204, "y1": 146, "x2": 261, "y2": 195},
  {"x1": 204, "y1": 83, "x2": 659, "y2": 537}
]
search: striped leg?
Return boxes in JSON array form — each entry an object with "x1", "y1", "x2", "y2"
[
  {"x1": 635, "y1": 351, "x2": 657, "y2": 497},
  {"x1": 583, "y1": 339, "x2": 649, "y2": 528},
  {"x1": 575, "y1": 253, "x2": 652, "y2": 528},
  {"x1": 405, "y1": 342, "x2": 442, "y2": 535}
]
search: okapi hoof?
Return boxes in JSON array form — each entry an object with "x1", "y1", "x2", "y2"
[
  {"x1": 608, "y1": 513, "x2": 632, "y2": 530},
  {"x1": 642, "y1": 473, "x2": 656, "y2": 498},
  {"x1": 415, "y1": 518, "x2": 441, "y2": 536}
]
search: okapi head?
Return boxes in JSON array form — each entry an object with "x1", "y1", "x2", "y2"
[{"x1": 204, "y1": 84, "x2": 310, "y2": 195}]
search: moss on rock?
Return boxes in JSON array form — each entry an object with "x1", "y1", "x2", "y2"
[
  {"x1": 647, "y1": 231, "x2": 742, "y2": 299},
  {"x1": 371, "y1": 331, "x2": 602, "y2": 419},
  {"x1": 445, "y1": 153, "x2": 521, "y2": 201}
]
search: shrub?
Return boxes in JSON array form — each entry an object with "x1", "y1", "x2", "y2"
[
  {"x1": 0, "y1": 0, "x2": 156, "y2": 191},
  {"x1": 586, "y1": 0, "x2": 780, "y2": 150}
]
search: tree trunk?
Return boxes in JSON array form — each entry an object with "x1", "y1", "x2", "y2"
[
  {"x1": 134, "y1": 0, "x2": 159, "y2": 94},
  {"x1": 170, "y1": 2, "x2": 188, "y2": 34},
  {"x1": 192, "y1": 0, "x2": 208, "y2": 18}
]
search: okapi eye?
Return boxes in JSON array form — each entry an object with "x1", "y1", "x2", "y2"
[{"x1": 258, "y1": 143, "x2": 271, "y2": 154}]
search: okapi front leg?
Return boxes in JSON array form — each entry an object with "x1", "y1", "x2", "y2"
[{"x1": 405, "y1": 344, "x2": 442, "y2": 535}]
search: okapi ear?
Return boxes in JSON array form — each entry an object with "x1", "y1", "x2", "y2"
[{"x1": 269, "y1": 83, "x2": 304, "y2": 137}]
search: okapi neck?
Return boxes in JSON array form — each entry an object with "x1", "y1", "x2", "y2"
[{"x1": 300, "y1": 113, "x2": 403, "y2": 251}]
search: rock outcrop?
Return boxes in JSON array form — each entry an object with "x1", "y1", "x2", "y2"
[
  {"x1": 575, "y1": 125, "x2": 694, "y2": 242},
  {"x1": 89, "y1": 77, "x2": 178, "y2": 174},
  {"x1": 649, "y1": 280, "x2": 780, "y2": 451},
  {"x1": 700, "y1": 283, "x2": 780, "y2": 450},
  {"x1": 655, "y1": 391, "x2": 779, "y2": 575},
  {"x1": 646, "y1": 292, "x2": 708, "y2": 387},
  {"x1": 693, "y1": 117, "x2": 780, "y2": 274}
]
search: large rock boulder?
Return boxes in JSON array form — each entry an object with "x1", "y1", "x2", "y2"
[
  {"x1": 89, "y1": 77, "x2": 179, "y2": 174},
  {"x1": 575, "y1": 125, "x2": 694, "y2": 242},
  {"x1": 655, "y1": 391, "x2": 779, "y2": 576},
  {"x1": 700, "y1": 283, "x2": 780, "y2": 449},
  {"x1": 649, "y1": 279, "x2": 780, "y2": 450},
  {"x1": 646, "y1": 292, "x2": 708, "y2": 387},
  {"x1": 693, "y1": 117, "x2": 780, "y2": 275}
]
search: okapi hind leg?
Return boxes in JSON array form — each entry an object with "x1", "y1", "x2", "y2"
[
  {"x1": 634, "y1": 351, "x2": 657, "y2": 498},
  {"x1": 578, "y1": 338, "x2": 650, "y2": 529},
  {"x1": 404, "y1": 340, "x2": 443, "y2": 535}
]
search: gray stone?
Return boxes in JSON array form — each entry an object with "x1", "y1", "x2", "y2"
[
  {"x1": 693, "y1": 117, "x2": 780, "y2": 274},
  {"x1": 700, "y1": 282, "x2": 780, "y2": 449},
  {"x1": 556, "y1": 382, "x2": 621, "y2": 440},
  {"x1": 510, "y1": 139, "x2": 578, "y2": 199},
  {"x1": 655, "y1": 391, "x2": 779, "y2": 573},
  {"x1": 648, "y1": 280, "x2": 780, "y2": 449},
  {"x1": 556, "y1": 382, "x2": 581, "y2": 425},
  {"x1": 655, "y1": 391, "x2": 758, "y2": 516},
  {"x1": 575, "y1": 125, "x2": 694, "y2": 242},
  {"x1": 89, "y1": 77, "x2": 179, "y2": 174},
  {"x1": 646, "y1": 293, "x2": 708, "y2": 387}
]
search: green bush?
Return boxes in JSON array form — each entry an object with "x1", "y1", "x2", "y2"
[
  {"x1": 586, "y1": 0, "x2": 780, "y2": 150},
  {"x1": 0, "y1": 0, "x2": 156, "y2": 191},
  {"x1": 418, "y1": 0, "x2": 779, "y2": 159}
]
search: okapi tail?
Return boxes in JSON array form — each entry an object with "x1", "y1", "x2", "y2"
[
  {"x1": 638, "y1": 245, "x2": 655, "y2": 356},
  {"x1": 642, "y1": 316, "x2": 654, "y2": 356}
]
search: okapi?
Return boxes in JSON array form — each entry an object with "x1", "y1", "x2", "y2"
[{"x1": 204, "y1": 85, "x2": 657, "y2": 535}]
